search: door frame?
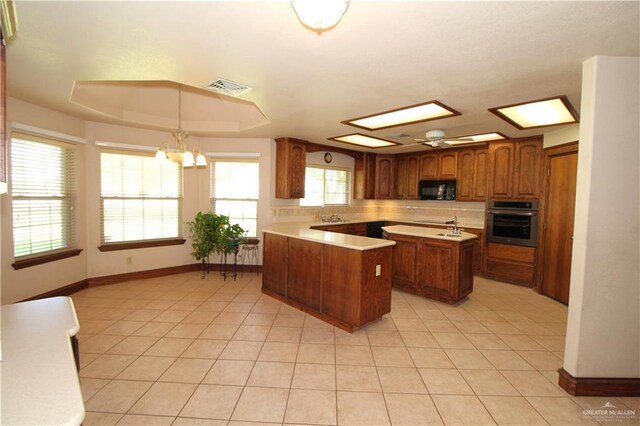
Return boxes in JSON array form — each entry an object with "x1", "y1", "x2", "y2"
[{"x1": 535, "y1": 141, "x2": 579, "y2": 295}]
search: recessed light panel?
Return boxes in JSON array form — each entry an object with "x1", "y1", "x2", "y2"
[
  {"x1": 343, "y1": 101, "x2": 461, "y2": 131},
  {"x1": 446, "y1": 132, "x2": 508, "y2": 145},
  {"x1": 328, "y1": 133, "x2": 400, "y2": 148},
  {"x1": 489, "y1": 96, "x2": 579, "y2": 130}
]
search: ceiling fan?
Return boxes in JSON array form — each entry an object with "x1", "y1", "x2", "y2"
[{"x1": 404, "y1": 129, "x2": 475, "y2": 149}]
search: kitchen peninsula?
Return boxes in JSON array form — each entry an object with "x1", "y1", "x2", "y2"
[
  {"x1": 262, "y1": 224, "x2": 395, "y2": 332},
  {"x1": 262, "y1": 218, "x2": 480, "y2": 331}
]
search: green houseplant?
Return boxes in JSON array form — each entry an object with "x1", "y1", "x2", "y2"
[{"x1": 186, "y1": 212, "x2": 247, "y2": 278}]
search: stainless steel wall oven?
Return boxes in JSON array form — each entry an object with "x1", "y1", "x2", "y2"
[{"x1": 487, "y1": 200, "x2": 539, "y2": 247}]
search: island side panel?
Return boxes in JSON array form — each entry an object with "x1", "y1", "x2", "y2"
[
  {"x1": 360, "y1": 246, "x2": 393, "y2": 326},
  {"x1": 287, "y1": 238, "x2": 323, "y2": 311},
  {"x1": 457, "y1": 241, "x2": 475, "y2": 300},
  {"x1": 390, "y1": 234, "x2": 419, "y2": 290},
  {"x1": 262, "y1": 233, "x2": 288, "y2": 297},
  {"x1": 321, "y1": 245, "x2": 362, "y2": 326}
]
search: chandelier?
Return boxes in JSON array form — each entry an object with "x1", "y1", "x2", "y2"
[
  {"x1": 155, "y1": 84, "x2": 207, "y2": 167},
  {"x1": 291, "y1": 0, "x2": 350, "y2": 33}
]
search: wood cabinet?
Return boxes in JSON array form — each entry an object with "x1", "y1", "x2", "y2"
[
  {"x1": 375, "y1": 155, "x2": 395, "y2": 199},
  {"x1": 312, "y1": 222, "x2": 366, "y2": 237},
  {"x1": 488, "y1": 138, "x2": 542, "y2": 200},
  {"x1": 262, "y1": 232, "x2": 393, "y2": 332},
  {"x1": 275, "y1": 137, "x2": 307, "y2": 199},
  {"x1": 354, "y1": 153, "x2": 376, "y2": 199},
  {"x1": 387, "y1": 232, "x2": 475, "y2": 304},
  {"x1": 395, "y1": 155, "x2": 419, "y2": 199},
  {"x1": 262, "y1": 233, "x2": 288, "y2": 296},
  {"x1": 457, "y1": 149, "x2": 488, "y2": 201},
  {"x1": 419, "y1": 151, "x2": 458, "y2": 180},
  {"x1": 287, "y1": 238, "x2": 322, "y2": 310},
  {"x1": 485, "y1": 242, "x2": 536, "y2": 286}
]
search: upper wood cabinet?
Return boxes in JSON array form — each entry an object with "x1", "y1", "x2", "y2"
[
  {"x1": 354, "y1": 153, "x2": 377, "y2": 200},
  {"x1": 395, "y1": 154, "x2": 419, "y2": 199},
  {"x1": 457, "y1": 148, "x2": 488, "y2": 202},
  {"x1": 419, "y1": 151, "x2": 458, "y2": 180},
  {"x1": 275, "y1": 137, "x2": 307, "y2": 199},
  {"x1": 488, "y1": 138, "x2": 542, "y2": 200},
  {"x1": 375, "y1": 155, "x2": 395, "y2": 199}
]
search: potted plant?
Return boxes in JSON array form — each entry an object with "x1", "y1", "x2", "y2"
[{"x1": 186, "y1": 212, "x2": 247, "y2": 279}]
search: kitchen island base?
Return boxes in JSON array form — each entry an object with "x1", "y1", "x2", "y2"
[{"x1": 262, "y1": 232, "x2": 393, "y2": 332}]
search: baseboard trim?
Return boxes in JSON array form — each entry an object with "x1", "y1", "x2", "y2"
[
  {"x1": 558, "y1": 368, "x2": 640, "y2": 396},
  {"x1": 20, "y1": 263, "x2": 264, "y2": 302},
  {"x1": 21, "y1": 279, "x2": 89, "y2": 302}
]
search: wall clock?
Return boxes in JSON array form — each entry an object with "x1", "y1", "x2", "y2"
[{"x1": 324, "y1": 152, "x2": 332, "y2": 164}]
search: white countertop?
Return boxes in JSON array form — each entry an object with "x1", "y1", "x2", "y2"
[
  {"x1": 329, "y1": 215, "x2": 484, "y2": 230},
  {"x1": 264, "y1": 223, "x2": 396, "y2": 251},
  {"x1": 1, "y1": 296, "x2": 85, "y2": 426},
  {"x1": 382, "y1": 225, "x2": 479, "y2": 242}
]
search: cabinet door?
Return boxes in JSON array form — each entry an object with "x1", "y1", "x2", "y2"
[
  {"x1": 375, "y1": 156, "x2": 395, "y2": 199},
  {"x1": 395, "y1": 157, "x2": 407, "y2": 199},
  {"x1": 288, "y1": 142, "x2": 306, "y2": 198},
  {"x1": 417, "y1": 239, "x2": 455, "y2": 299},
  {"x1": 406, "y1": 155, "x2": 419, "y2": 199},
  {"x1": 391, "y1": 235, "x2": 419, "y2": 289},
  {"x1": 473, "y1": 149, "x2": 488, "y2": 201},
  {"x1": 488, "y1": 142, "x2": 515, "y2": 199},
  {"x1": 419, "y1": 153, "x2": 438, "y2": 180},
  {"x1": 262, "y1": 233, "x2": 288, "y2": 297},
  {"x1": 514, "y1": 139, "x2": 542, "y2": 199},
  {"x1": 439, "y1": 152, "x2": 458, "y2": 179},
  {"x1": 287, "y1": 238, "x2": 322, "y2": 310},
  {"x1": 457, "y1": 150, "x2": 475, "y2": 201}
]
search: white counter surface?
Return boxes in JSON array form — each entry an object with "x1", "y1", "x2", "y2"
[
  {"x1": 382, "y1": 225, "x2": 478, "y2": 242},
  {"x1": 264, "y1": 223, "x2": 395, "y2": 251},
  {"x1": 1, "y1": 296, "x2": 85, "y2": 426}
]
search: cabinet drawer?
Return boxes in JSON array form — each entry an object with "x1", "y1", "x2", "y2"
[
  {"x1": 487, "y1": 243, "x2": 535, "y2": 264},
  {"x1": 486, "y1": 259, "x2": 534, "y2": 286}
]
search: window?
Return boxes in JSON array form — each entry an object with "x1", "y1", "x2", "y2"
[
  {"x1": 300, "y1": 165, "x2": 350, "y2": 207},
  {"x1": 210, "y1": 161, "x2": 259, "y2": 237},
  {"x1": 100, "y1": 151, "x2": 182, "y2": 245},
  {"x1": 11, "y1": 133, "x2": 76, "y2": 259}
]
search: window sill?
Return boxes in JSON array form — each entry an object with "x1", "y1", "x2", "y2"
[
  {"x1": 12, "y1": 249, "x2": 83, "y2": 270},
  {"x1": 98, "y1": 238, "x2": 186, "y2": 252}
]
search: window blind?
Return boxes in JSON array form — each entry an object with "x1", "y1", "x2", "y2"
[
  {"x1": 300, "y1": 166, "x2": 350, "y2": 207},
  {"x1": 210, "y1": 161, "x2": 259, "y2": 237},
  {"x1": 11, "y1": 133, "x2": 76, "y2": 259},
  {"x1": 100, "y1": 151, "x2": 183, "y2": 244}
]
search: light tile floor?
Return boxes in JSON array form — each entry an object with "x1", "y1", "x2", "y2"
[{"x1": 74, "y1": 272, "x2": 639, "y2": 425}]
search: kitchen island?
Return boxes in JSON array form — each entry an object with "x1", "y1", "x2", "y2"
[
  {"x1": 262, "y1": 225, "x2": 395, "y2": 332},
  {"x1": 382, "y1": 225, "x2": 477, "y2": 304}
]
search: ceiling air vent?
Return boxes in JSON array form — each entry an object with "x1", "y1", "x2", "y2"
[
  {"x1": 386, "y1": 132, "x2": 411, "y2": 139},
  {"x1": 205, "y1": 78, "x2": 252, "y2": 97}
]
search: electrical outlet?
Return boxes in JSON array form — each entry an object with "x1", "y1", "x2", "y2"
[
  {"x1": 126, "y1": 256, "x2": 133, "y2": 265},
  {"x1": 375, "y1": 264, "x2": 381, "y2": 276}
]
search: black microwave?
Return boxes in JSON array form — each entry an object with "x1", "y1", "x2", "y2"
[{"x1": 419, "y1": 180, "x2": 456, "y2": 200}]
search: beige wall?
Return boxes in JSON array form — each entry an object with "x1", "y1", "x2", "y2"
[
  {"x1": 564, "y1": 56, "x2": 639, "y2": 378},
  {"x1": 1, "y1": 99, "x2": 275, "y2": 304},
  {"x1": 543, "y1": 124, "x2": 580, "y2": 148}
]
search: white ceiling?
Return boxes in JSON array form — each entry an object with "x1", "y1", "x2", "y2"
[{"x1": 6, "y1": 1, "x2": 639, "y2": 153}]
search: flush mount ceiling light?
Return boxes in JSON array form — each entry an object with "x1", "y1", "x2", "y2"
[
  {"x1": 291, "y1": 0, "x2": 350, "y2": 33},
  {"x1": 444, "y1": 132, "x2": 509, "y2": 145},
  {"x1": 342, "y1": 101, "x2": 461, "y2": 131},
  {"x1": 489, "y1": 95, "x2": 579, "y2": 130},
  {"x1": 328, "y1": 133, "x2": 401, "y2": 149},
  {"x1": 155, "y1": 84, "x2": 207, "y2": 168}
]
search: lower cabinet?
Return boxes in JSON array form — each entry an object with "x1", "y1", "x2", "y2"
[
  {"x1": 387, "y1": 233, "x2": 475, "y2": 304},
  {"x1": 262, "y1": 232, "x2": 393, "y2": 331},
  {"x1": 485, "y1": 242, "x2": 536, "y2": 286}
]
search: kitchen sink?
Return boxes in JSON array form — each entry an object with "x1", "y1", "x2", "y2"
[{"x1": 436, "y1": 233, "x2": 461, "y2": 238}]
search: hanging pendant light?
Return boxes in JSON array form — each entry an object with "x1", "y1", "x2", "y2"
[
  {"x1": 291, "y1": 0, "x2": 350, "y2": 33},
  {"x1": 155, "y1": 84, "x2": 208, "y2": 168}
]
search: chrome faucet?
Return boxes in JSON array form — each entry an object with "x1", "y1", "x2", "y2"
[
  {"x1": 329, "y1": 213, "x2": 342, "y2": 223},
  {"x1": 447, "y1": 215, "x2": 463, "y2": 235}
]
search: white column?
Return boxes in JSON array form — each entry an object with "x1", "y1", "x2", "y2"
[{"x1": 563, "y1": 56, "x2": 640, "y2": 378}]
